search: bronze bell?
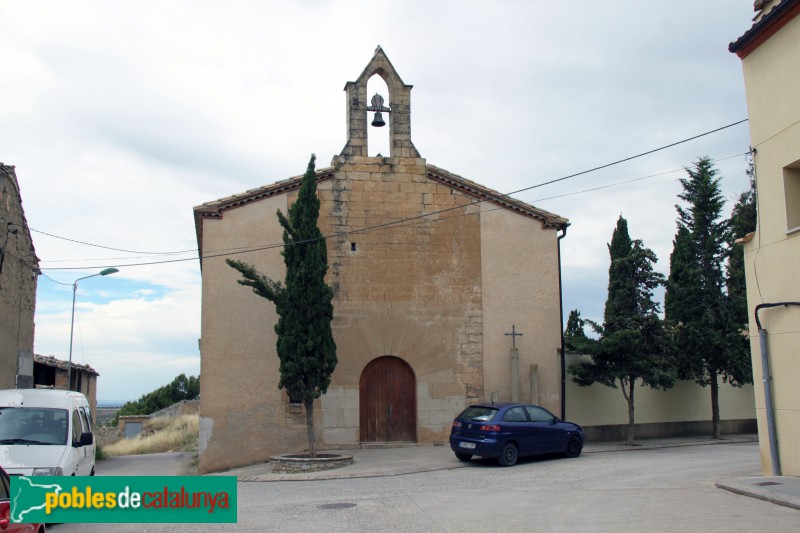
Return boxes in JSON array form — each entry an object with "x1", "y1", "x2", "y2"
[{"x1": 368, "y1": 93, "x2": 389, "y2": 127}]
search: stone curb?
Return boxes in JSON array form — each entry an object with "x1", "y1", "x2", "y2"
[
  {"x1": 238, "y1": 462, "x2": 469, "y2": 482},
  {"x1": 715, "y1": 478, "x2": 800, "y2": 511}
]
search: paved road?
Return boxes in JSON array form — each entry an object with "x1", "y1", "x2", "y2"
[
  {"x1": 95, "y1": 452, "x2": 194, "y2": 476},
  {"x1": 50, "y1": 443, "x2": 798, "y2": 532}
]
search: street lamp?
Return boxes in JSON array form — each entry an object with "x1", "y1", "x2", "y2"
[{"x1": 67, "y1": 267, "x2": 118, "y2": 391}]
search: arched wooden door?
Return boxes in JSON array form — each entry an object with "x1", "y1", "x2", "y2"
[{"x1": 359, "y1": 356, "x2": 417, "y2": 442}]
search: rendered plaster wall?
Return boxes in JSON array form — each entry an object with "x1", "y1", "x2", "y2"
[
  {"x1": 565, "y1": 352, "x2": 755, "y2": 428},
  {"x1": 739, "y1": 9, "x2": 800, "y2": 475},
  {"x1": 479, "y1": 203, "x2": 563, "y2": 415},
  {"x1": 198, "y1": 191, "x2": 295, "y2": 474}
]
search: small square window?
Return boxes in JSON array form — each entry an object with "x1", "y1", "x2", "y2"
[{"x1": 350, "y1": 242, "x2": 357, "y2": 252}]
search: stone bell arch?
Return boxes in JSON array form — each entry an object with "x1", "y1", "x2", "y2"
[{"x1": 340, "y1": 46, "x2": 421, "y2": 159}]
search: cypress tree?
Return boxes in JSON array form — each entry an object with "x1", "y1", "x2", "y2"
[
  {"x1": 564, "y1": 309, "x2": 592, "y2": 353},
  {"x1": 666, "y1": 157, "x2": 752, "y2": 439},
  {"x1": 570, "y1": 216, "x2": 674, "y2": 445},
  {"x1": 227, "y1": 155, "x2": 337, "y2": 457}
]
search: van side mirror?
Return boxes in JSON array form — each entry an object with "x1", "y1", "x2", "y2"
[{"x1": 73, "y1": 432, "x2": 93, "y2": 447}]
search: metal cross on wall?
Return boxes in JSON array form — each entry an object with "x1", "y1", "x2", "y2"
[{"x1": 504, "y1": 324, "x2": 524, "y2": 348}]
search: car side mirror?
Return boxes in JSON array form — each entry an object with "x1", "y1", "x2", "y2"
[{"x1": 73, "y1": 432, "x2": 93, "y2": 447}]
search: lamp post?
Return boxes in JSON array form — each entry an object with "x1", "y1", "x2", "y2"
[{"x1": 67, "y1": 267, "x2": 118, "y2": 391}]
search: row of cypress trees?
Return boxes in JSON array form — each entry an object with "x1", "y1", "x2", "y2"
[{"x1": 567, "y1": 156, "x2": 757, "y2": 445}]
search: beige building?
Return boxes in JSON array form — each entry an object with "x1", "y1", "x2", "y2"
[
  {"x1": 0, "y1": 164, "x2": 39, "y2": 390},
  {"x1": 730, "y1": 0, "x2": 800, "y2": 476},
  {"x1": 194, "y1": 48, "x2": 569, "y2": 473}
]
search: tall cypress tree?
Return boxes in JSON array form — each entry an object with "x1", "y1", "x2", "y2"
[
  {"x1": 666, "y1": 157, "x2": 752, "y2": 439},
  {"x1": 570, "y1": 216, "x2": 674, "y2": 445},
  {"x1": 227, "y1": 155, "x2": 337, "y2": 457}
]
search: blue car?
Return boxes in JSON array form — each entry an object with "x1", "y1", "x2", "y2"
[{"x1": 449, "y1": 402, "x2": 584, "y2": 466}]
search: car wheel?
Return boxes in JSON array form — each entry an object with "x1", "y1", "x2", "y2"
[
  {"x1": 497, "y1": 442, "x2": 518, "y2": 467},
  {"x1": 565, "y1": 435, "x2": 583, "y2": 458},
  {"x1": 455, "y1": 452, "x2": 473, "y2": 462}
]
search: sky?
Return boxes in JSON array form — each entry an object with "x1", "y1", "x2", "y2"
[{"x1": 1, "y1": 0, "x2": 757, "y2": 404}]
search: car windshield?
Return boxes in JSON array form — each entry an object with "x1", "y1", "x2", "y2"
[
  {"x1": 458, "y1": 406, "x2": 498, "y2": 422},
  {"x1": 0, "y1": 407, "x2": 69, "y2": 445}
]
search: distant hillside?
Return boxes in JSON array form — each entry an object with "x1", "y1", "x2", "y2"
[
  {"x1": 95, "y1": 407, "x2": 121, "y2": 427},
  {"x1": 114, "y1": 374, "x2": 199, "y2": 425}
]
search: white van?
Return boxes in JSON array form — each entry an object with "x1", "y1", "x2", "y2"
[{"x1": 0, "y1": 389, "x2": 95, "y2": 476}]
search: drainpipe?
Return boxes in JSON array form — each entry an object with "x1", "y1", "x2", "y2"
[
  {"x1": 557, "y1": 224, "x2": 569, "y2": 419},
  {"x1": 754, "y1": 302, "x2": 800, "y2": 476}
]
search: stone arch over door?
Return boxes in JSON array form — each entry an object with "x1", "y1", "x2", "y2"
[{"x1": 359, "y1": 356, "x2": 417, "y2": 442}]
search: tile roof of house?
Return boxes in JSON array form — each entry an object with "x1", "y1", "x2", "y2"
[
  {"x1": 34, "y1": 354, "x2": 99, "y2": 376},
  {"x1": 729, "y1": 0, "x2": 800, "y2": 57}
]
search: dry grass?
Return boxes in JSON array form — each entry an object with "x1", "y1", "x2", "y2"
[{"x1": 101, "y1": 414, "x2": 199, "y2": 457}]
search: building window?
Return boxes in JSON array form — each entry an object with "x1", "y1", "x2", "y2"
[{"x1": 784, "y1": 161, "x2": 800, "y2": 233}]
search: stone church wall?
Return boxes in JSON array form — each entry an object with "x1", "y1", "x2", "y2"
[{"x1": 319, "y1": 155, "x2": 483, "y2": 446}]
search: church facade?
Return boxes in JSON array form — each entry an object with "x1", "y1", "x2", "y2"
[{"x1": 194, "y1": 48, "x2": 568, "y2": 473}]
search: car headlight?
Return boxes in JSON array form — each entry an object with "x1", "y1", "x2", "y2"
[{"x1": 32, "y1": 467, "x2": 64, "y2": 476}]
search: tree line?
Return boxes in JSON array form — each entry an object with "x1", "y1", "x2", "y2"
[
  {"x1": 566, "y1": 156, "x2": 757, "y2": 445},
  {"x1": 113, "y1": 373, "x2": 200, "y2": 425}
]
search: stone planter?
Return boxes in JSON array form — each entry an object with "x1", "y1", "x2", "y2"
[{"x1": 270, "y1": 453, "x2": 353, "y2": 474}]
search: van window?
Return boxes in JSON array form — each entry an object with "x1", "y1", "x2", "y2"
[
  {"x1": 0, "y1": 407, "x2": 68, "y2": 445},
  {"x1": 83, "y1": 406, "x2": 94, "y2": 432},
  {"x1": 72, "y1": 409, "x2": 83, "y2": 441},
  {"x1": 78, "y1": 408, "x2": 92, "y2": 434}
]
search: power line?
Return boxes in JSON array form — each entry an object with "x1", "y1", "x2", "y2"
[
  {"x1": 30, "y1": 228, "x2": 197, "y2": 255},
  {"x1": 527, "y1": 151, "x2": 751, "y2": 204},
  {"x1": 38, "y1": 120, "x2": 749, "y2": 272}
]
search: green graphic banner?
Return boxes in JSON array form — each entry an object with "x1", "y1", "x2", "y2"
[{"x1": 9, "y1": 476, "x2": 237, "y2": 523}]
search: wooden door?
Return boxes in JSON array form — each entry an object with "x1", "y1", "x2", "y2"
[{"x1": 359, "y1": 356, "x2": 416, "y2": 442}]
